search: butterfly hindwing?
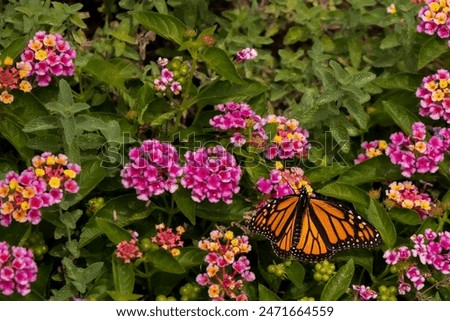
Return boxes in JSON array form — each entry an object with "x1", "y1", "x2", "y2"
[{"x1": 249, "y1": 187, "x2": 382, "y2": 263}]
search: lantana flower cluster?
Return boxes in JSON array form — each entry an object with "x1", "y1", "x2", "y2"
[
  {"x1": 383, "y1": 228, "x2": 450, "y2": 295},
  {"x1": 0, "y1": 56, "x2": 32, "y2": 104},
  {"x1": 354, "y1": 140, "x2": 387, "y2": 164},
  {"x1": 196, "y1": 229, "x2": 255, "y2": 301},
  {"x1": 352, "y1": 284, "x2": 378, "y2": 300},
  {"x1": 385, "y1": 122, "x2": 449, "y2": 177},
  {"x1": 121, "y1": 139, "x2": 183, "y2": 201},
  {"x1": 235, "y1": 48, "x2": 258, "y2": 62},
  {"x1": 116, "y1": 230, "x2": 143, "y2": 264},
  {"x1": 151, "y1": 223, "x2": 185, "y2": 256},
  {"x1": 265, "y1": 115, "x2": 310, "y2": 160},
  {"x1": 0, "y1": 241, "x2": 38, "y2": 296},
  {"x1": 416, "y1": 69, "x2": 450, "y2": 122},
  {"x1": 153, "y1": 57, "x2": 184, "y2": 95},
  {"x1": 256, "y1": 165, "x2": 311, "y2": 200},
  {"x1": 417, "y1": 1, "x2": 450, "y2": 47},
  {"x1": 209, "y1": 102, "x2": 310, "y2": 161},
  {"x1": 209, "y1": 101, "x2": 267, "y2": 147},
  {"x1": 181, "y1": 145, "x2": 242, "y2": 204},
  {"x1": 20, "y1": 31, "x2": 76, "y2": 87},
  {"x1": 385, "y1": 181, "x2": 434, "y2": 220},
  {"x1": 0, "y1": 152, "x2": 80, "y2": 227}
]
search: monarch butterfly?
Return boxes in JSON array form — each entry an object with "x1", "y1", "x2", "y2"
[{"x1": 249, "y1": 186, "x2": 382, "y2": 263}]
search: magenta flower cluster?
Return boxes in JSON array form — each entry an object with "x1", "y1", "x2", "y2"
[
  {"x1": 385, "y1": 122, "x2": 449, "y2": 177},
  {"x1": 417, "y1": 1, "x2": 450, "y2": 47},
  {"x1": 352, "y1": 284, "x2": 378, "y2": 300},
  {"x1": 1, "y1": 152, "x2": 80, "y2": 227},
  {"x1": 354, "y1": 140, "x2": 387, "y2": 164},
  {"x1": 416, "y1": 69, "x2": 450, "y2": 122},
  {"x1": 20, "y1": 31, "x2": 76, "y2": 87},
  {"x1": 384, "y1": 228, "x2": 450, "y2": 295},
  {"x1": 209, "y1": 102, "x2": 310, "y2": 161},
  {"x1": 121, "y1": 139, "x2": 183, "y2": 201},
  {"x1": 235, "y1": 48, "x2": 258, "y2": 62},
  {"x1": 153, "y1": 58, "x2": 182, "y2": 95},
  {"x1": 0, "y1": 242, "x2": 38, "y2": 296},
  {"x1": 181, "y1": 146, "x2": 242, "y2": 204},
  {"x1": 196, "y1": 229, "x2": 255, "y2": 301},
  {"x1": 256, "y1": 167, "x2": 309, "y2": 200},
  {"x1": 385, "y1": 181, "x2": 434, "y2": 220}
]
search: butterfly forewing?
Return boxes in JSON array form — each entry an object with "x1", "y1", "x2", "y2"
[{"x1": 249, "y1": 187, "x2": 382, "y2": 263}]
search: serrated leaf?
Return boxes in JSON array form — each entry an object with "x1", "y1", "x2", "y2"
[
  {"x1": 258, "y1": 284, "x2": 282, "y2": 301},
  {"x1": 26, "y1": 135, "x2": 62, "y2": 152},
  {"x1": 112, "y1": 256, "x2": 135, "y2": 295},
  {"x1": 374, "y1": 73, "x2": 423, "y2": 91},
  {"x1": 95, "y1": 217, "x2": 132, "y2": 245},
  {"x1": 320, "y1": 259, "x2": 354, "y2": 301},
  {"x1": 201, "y1": 47, "x2": 244, "y2": 84},
  {"x1": 382, "y1": 100, "x2": 419, "y2": 135},
  {"x1": 23, "y1": 116, "x2": 60, "y2": 132},
  {"x1": 191, "y1": 79, "x2": 268, "y2": 108},
  {"x1": 329, "y1": 60, "x2": 350, "y2": 85},
  {"x1": 173, "y1": 187, "x2": 196, "y2": 224},
  {"x1": 133, "y1": 11, "x2": 187, "y2": 45},
  {"x1": 380, "y1": 33, "x2": 400, "y2": 49},
  {"x1": 317, "y1": 183, "x2": 370, "y2": 207},
  {"x1": 343, "y1": 98, "x2": 368, "y2": 129},
  {"x1": 418, "y1": 37, "x2": 449, "y2": 69},
  {"x1": 58, "y1": 79, "x2": 75, "y2": 106},
  {"x1": 337, "y1": 156, "x2": 403, "y2": 185},
  {"x1": 347, "y1": 38, "x2": 362, "y2": 68},
  {"x1": 285, "y1": 262, "x2": 305, "y2": 288},
  {"x1": 329, "y1": 117, "x2": 351, "y2": 154},
  {"x1": 388, "y1": 207, "x2": 422, "y2": 226},
  {"x1": 146, "y1": 249, "x2": 185, "y2": 274}
]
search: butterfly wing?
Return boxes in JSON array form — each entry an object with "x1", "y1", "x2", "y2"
[
  {"x1": 249, "y1": 188, "x2": 382, "y2": 263},
  {"x1": 249, "y1": 195, "x2": 303, "y2": 259},
  {"x1": 291, "y1": 197, "x2": 382, "y2": 263}
]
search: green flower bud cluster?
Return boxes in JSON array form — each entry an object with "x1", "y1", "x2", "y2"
[
  {"x1": 377, "y1": 285, "x2": 397, "y2": 301},
  {"x1": 179, "y1": 282, "x2": 202, "y2": 301},
  {"x1": 313, "y1": 261, "x2": 335, "y2": 283}
]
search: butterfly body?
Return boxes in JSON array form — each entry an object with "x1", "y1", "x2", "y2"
[{"x1": 249, "y1": 187, "x2": 381, "y2": 263}]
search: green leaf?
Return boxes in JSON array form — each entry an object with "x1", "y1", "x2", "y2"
[
  {"x1": 328, "y1": 117, "x2": 351, "y2": 154},
  {"x1": 258, "y1": 284, "x2": 282, "y2": 301},
  {"x1": 96, "y1": 218, "x2": 132, "y2": 244},
  {"x1": 176, "y1": 247, "x2": 206, "y2": 269},
  {"x1": 418, "y1": 37, "x2": 449, "y2": 69},
  {"x1": 133, "y1": 11, "x2": 187, "y2": 45},
  {"x1": 388, "y1": 207, "x2": 422, "y2": 226},
  {"x1": 329, "y1": 60, "x2": 350, "y2": 85},
  {"x1": 382, "y1": 100, "x2": 418, "y2": 135},
  {"x1": 79, "y1": 195, "x2": 153, "y2": 247},
  {"x1": 83, "y1": 56, "x2": 140, "y2": 91},
  {"x1": 60, "y1": 209, "x2": 83, "y2": 230},
  {"x1": 112, "y1": 256, "x2": 135, "y2": 295},
  {"x1": 380, "y1": 33, "x2": 400, "y2": 49},
  {"x1": 0, "y1": 36, "x2": 28, "y2": 60},
  {"x1": 60, "y1": 159, "x2": 106, "y2": 210},
  {"x1": 58, "y1": 79, "x2": 75, "y2": 106},
  {"x1": 285, "y1": 262, "x2": 305, "y2": 289},
  {"x1": 0, "y1": 118, "x2": 33, "y2": 160},
  {"x1": 343, "y1": 98, "x2": 368, "y2": 129},
  {"x1": 0, "y1": 159, "x2": 17, "y2": 180},
  {"x1": 306, "y1": 163, "x2": 349, "y2": 184},
  {"x1": 358, "y1": 199, "x2": 397, "y2": 248},
  {"x1": 320, "y1": 259, "x2": 354, "y2": 301},
  {"x1": 317, "y1": 183, "x2": 370, "y2": 207},
  {"x1": 191, "y1": 79, "x2": 268, "y2": 108},
  {"x1": 347, "y1": 38, "x2": 362, "y2": 68},
  {"x1": 374, "y1": 73, "x2": 423, "y2": 91},
  {"x1": 337, "y1": 156, "x2": 403, "y2": 185},
  {"x1": 173, "y1": 187, "x2": 196, "y2": 224},
  {"x1": 201, "y1": 47, "x2": 244, "y2": 84},
  {"x1": 146, "y1": 249, "x2": 185, "y2": 274},
  {"x1": 23, "y1": 116, "x2": 60, "y2": 132},
  {"x1": 194, "y1": 195, "x2": 251, "y2": 222}
]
